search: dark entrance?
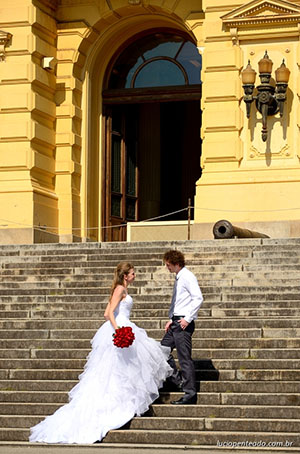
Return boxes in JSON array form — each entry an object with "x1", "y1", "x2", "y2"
[{"x1": 102, "y1": 31, "x2": 202, "y2": 241}]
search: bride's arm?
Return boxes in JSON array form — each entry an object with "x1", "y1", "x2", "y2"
[{"x1": 104, "y1": 285, "x2": 125, "y2": 330}]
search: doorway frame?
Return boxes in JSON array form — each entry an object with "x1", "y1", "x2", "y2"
[{"x1": 102, "y1": 85, "x2": 201, "y2": 241}]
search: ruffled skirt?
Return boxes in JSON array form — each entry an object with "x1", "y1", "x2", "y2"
[{"x1": 29, "y1": 315, "x2": 172, "y2": 444}]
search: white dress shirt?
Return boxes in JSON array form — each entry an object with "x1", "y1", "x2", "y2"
[{"x1": 172, "y1": 267, "x2": 203, "y2": 323}]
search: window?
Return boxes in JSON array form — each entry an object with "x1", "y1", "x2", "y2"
[{"x1": 108, "y1": 33, "x2": 201, "y2": 89}]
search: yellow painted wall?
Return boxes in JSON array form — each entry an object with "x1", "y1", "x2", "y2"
[
  {"x1": 196, "y1": 0, "x2": 300, "y2": 236},
  {"x1": 0, "y1": 0, "x2": 299, "y2": 243}
]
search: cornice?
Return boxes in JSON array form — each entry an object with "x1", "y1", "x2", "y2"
[{"x1": 222, "y1": 0, "x2": 300, "y2": 28}]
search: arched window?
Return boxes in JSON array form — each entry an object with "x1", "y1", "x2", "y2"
[{"x1": 108, "y1": 33, "x2": 201, "y2": 89}]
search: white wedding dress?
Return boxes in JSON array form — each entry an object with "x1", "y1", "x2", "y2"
[{"x1": 29, "y1": 294, "x2": 172, "y2": 444}]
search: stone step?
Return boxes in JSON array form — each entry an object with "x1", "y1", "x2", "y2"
[
  {"x1": 3, "y1": 274, "x2": 300, "y2": 289},
  {"x1": 1, "y1": 301, "x2": 300, "y2": 314},
  {"x1": 0, "y1": 237, "x2": 297, "y2": 252},
  {"x1": 2, "y1": 346, "x2": 300, "y2": 361},
  {"x1": 0, "y1": 238, "x2": 289, "y2": 252},
  {"x1": 3, "y1": 367, "x2": 299, "y2": 381},
  {"x1": 223, "y1": 293, "x2": 300, "y2": 301},
  {"x1": 2, "y1": 379, "x2": 300, "y2": 393},
  {"x1": 0, "y1": 263, "x2": 159, "y2": 272},
  {"x1": 141, "y1": 285, "x2": 300, "y2": 295},
  {"x1": 0, "y1": 425, "x2": 299, "y2": 445},
  {"x1": 0, "y1": 391, "x2": 299, "y2": 407},
  {"x1": 235, "y1": 370, "x2": 300, "y2": 381},
  {"x1": 0, "y1": 279, "x2": 253, "y2": 289},
  {"x1": 1, "y1": 415, "x2": 300, "y2": 434},
  {"x1": 1, "y1": 347, "x2": 299, "y2": 360},
  {"x1": 1, "y1": 257, "x2": 163, "y2": 267},
  {"x1": 130, "y1": 416, "x2": 300, "y2": 433},
  {"x1": 103, "y1": 429, "x2": 299, "y2": 446},
  {"x1": 2, "y1": 318, "x2": 300, "y2": 331},
  {"x1": 149, "y1": 403, "x2": 300, "y2": 419},
  {"x1": 6, "y1": 262, "x2": 299, "y2": 275},
  {"x1": 1, "y1": 357, "x2": 300, "y2": 371},
  {"x1": 3, "y1": 254, "x2": 300, "y2": 267},
  {"x1": 244, "y1": 263, "x2": 300, "y2": 272},
  {"x1": 0, "y1": 243, "x2": 290, "y2": 256},
  {"x1": 0, "y1": 327, "x2": 269, "y2": 340},
  {"x1": 0, "y1": 399, "x2": 298, "y2": 422},
  {"x1": 1, "y1": 299, "x2": 300, "y2": 312},
  {"x1": 213, "y1": 301, "x2": 300, "y2": 308},
  {"x1": 211, "y1": 308, "x2": 300, "y2": 318},
  {"x1": 1, "y1": 347, "x2": 249, "y2": 360},
  {"x1": 0, "y1": 288, "x2": 222, "y2": 298},
  {"x1": 2, "y1": 287, "x2": 300, "y2": 301},
  {"x1": 220, "y1": 285, "x2": 300, "y2": 293},
  {"x1": 4, "y1": 268, "x2": 300, "y2": 283},
  {"x1": 0, "y1": 246, "x2": 296, "y2": 261},
  {"x1": 1, "y1": 337, "x2": 300, "y2": 350},
  {"x1": 14, "y1": 247, "x2": 300, "y2": 260},
  {"x1": 1, "y1": 326, "x2": 300, "y2": 342},
  {"x1": 200, "y1": 380, "x2": 300, "y2": 393},
  {"x1": 0, "y1": 309, "x2": 214, "y2": 319}
]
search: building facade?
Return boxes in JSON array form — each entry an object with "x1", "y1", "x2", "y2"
[{"x1": 1, "y1": 0, "x2": 300, "y2": 243}]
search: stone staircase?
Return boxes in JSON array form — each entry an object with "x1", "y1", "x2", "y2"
[{"x1": 0, "y1": 239, "x2": 300, "y2": 451}]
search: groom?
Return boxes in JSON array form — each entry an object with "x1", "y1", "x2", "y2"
[{"x1": 161, "y1": 250, "x2": 203, "y2": 405}]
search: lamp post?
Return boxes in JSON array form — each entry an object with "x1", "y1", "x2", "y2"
[{"x1": 241, "y1": 51, "x2": 290, "y2": 142}]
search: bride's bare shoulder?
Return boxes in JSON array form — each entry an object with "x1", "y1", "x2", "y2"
[{"x1": 113, "y1": 285, "x2": 126, "y2": 296}]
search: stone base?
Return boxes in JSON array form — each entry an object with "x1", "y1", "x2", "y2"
[
  {"x1": 192, "y1": 219, "x2": 300, "y2": 240},
  {"x1": 0, "y1": 228, "x2": 59, "y2": 245},
  {"x1": 59, "y1": 234, "x2": 83, "y2": 243}
]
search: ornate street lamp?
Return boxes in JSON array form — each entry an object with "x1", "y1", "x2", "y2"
[{"x1": 241, "y1": 51, "x2": 290, "y2": 142}]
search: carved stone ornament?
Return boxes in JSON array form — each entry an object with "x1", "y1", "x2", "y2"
[
  {"x1": 222, "y1": 0, "x2": 300, "y2": 29},
  {"x1": 0, "y1": 30, "x2": 12, "y2": 62}
]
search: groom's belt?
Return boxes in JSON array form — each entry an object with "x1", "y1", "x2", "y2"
[{"x1": 172, "y1": 315, "x2": 185, "y2": 321}]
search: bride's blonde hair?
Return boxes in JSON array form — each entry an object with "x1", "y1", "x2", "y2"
[{"x1": 110, "y1": 262, "x2": 134, "y2": 299}]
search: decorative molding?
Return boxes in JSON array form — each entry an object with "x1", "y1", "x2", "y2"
[
  {"x1": 249, "y1": 143, "x2": 290, "y2": 158},
  {"x1": 222, "y1": 0, "x2": 300, "y2": 28},
  {"x1": 128, "y1": 0, "x2": 141, "y2": 4},
  {"x1": 230, "y1": 27, "x2": 239, "y2": 45},
  {"x1": 0, "y1": 30, "x2": 12, "y2": 62}
]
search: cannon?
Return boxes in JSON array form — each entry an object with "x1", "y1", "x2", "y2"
[{"x1": 213, "y1": 219, "x2": 270, "y2": 239}]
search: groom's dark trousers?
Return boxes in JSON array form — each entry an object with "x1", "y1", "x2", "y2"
[{"x1": 161, "y1": 318, "x2": 196, "y2": 397}]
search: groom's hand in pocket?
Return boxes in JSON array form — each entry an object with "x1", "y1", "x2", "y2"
[
  {"x1": 165, "y1": 320, "x2": 172, "y2": 332},
  {"x1": 179, "y1": 319, "x2": 189, "y2": 330}
]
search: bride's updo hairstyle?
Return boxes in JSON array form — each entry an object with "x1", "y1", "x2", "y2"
[{"x1": 110, "y1": 262, "x2": 134, "y2": 299}]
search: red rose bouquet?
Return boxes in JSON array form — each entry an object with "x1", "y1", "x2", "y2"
[{"x1": 113, "y1": 326, "x2": 135, "y2": 348}]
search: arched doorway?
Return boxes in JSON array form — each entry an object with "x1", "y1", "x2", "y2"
[{"x1": 102, "y1": 31, "x2": 202, "y2": 241}]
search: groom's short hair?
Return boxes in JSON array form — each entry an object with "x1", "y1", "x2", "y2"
[{"x1": 163, "y1": 250, "x2": 185, "y2": 268}]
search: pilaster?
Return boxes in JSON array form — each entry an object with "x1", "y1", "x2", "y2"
[
  {"x1": 0, "y1": 0, "x2": 58, "y2": 242},
  {"x1": 55, "y1": 24, "x2": 86, "y2": 242}
]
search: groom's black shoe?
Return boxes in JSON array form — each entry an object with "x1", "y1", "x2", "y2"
[{"x1": 171, "y1": 394, "x2": 197, "y2": 405}]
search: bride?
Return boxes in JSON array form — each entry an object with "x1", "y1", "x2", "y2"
[{"x1": 29, "y1": 262, "x2": 172, "y2": 444}]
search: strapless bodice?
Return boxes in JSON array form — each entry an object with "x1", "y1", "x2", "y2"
[{"x1": 114, "y1": 294, "x2": 133, "y2": 319}]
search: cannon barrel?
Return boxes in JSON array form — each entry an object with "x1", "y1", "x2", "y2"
[{"x1": 213, "y1": 220, "x2": 269, "y2": 239}]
